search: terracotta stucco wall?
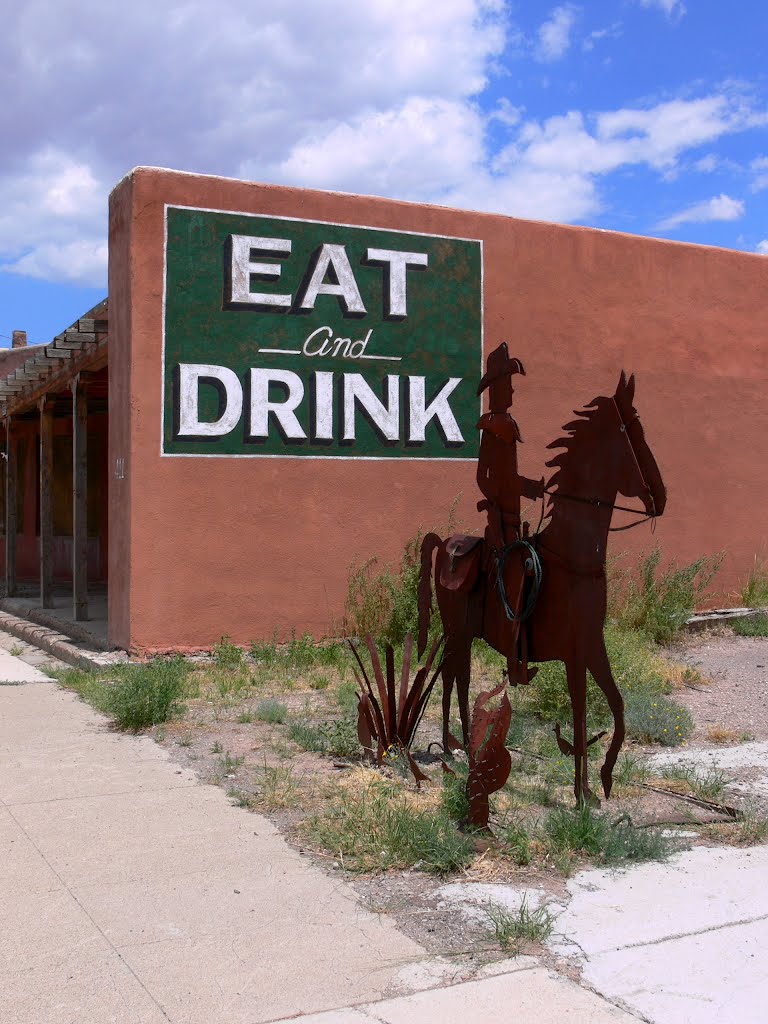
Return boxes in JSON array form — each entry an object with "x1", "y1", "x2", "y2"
[{"x1": 108, "y1": 167, "x2": 768, "y2": 654}]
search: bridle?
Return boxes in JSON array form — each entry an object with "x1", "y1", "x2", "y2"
[
  {"x1": 495, "y1": 397, "x2": 658, "y2": 621},
  {"x1": 541, "y1": 397, "x2": 657, "y2": 533}
]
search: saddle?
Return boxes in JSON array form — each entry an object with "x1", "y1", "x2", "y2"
[{"x1": 440, "y1": 534, "x2": 483, "y2": 592}]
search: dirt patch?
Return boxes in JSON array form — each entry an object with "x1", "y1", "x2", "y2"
[
  {"x1": 665, "y1": 632, "x2": 768, "y2": 743},
  {"x1": 145, "y1": 632, "x2": 768, "y2": 964}
]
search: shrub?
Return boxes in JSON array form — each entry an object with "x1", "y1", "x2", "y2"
[
  {"x1": 522, "y1": 625, "x2": 665, "y2": 732},
  {"x1": 740, "y1": 558, "x2": 768, "y2": 608},
  {"x1": 212, "y1": 635, "x2": 243, "y2": 668},
  {"x1": 624, "y1": 690, "x2": 692, "y2": 746},
  {"x1": 256, "y1": 699, "x2": 288, "y2": 724},
  {"x1": 306, "y1": 779, "x2": 474, "y2": 874},
  {"x1": 614, "y1": 547, "x2": 722, "y2": 645},
  {"x1": 102, "y1": 657, "x2": 189, "y2": 731},
  {"x1": 288, "y1": 714, "x2": 360, "y2": 758},
  {"x1": 343, "y1": 534, "x2": 423, "y2": 645}
]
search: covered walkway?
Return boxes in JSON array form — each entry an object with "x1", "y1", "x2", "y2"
[{"x1": 0, "y1": 300, "x2": 109, "y2": 639}]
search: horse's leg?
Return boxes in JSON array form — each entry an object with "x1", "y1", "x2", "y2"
[
  {"x1": 565, "y1": 658, "x2": 594, "y2": 805},
  {"x1": 441, "y1": 640, "x2": 461, "y2": 751},
  {"x1": 454, "y1": 636, "x2": 473, "y2": 748},
  {"x1": 587, "y1": 640, "x2": 625, "y2": 799}
]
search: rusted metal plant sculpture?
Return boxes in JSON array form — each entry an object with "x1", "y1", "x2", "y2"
[
  {"x1": 350, "y1": 633, "x2": 444, "y2": 783},
  {"x1": 418, "y1": 346, "x2": 667, "y2": 804},
  {"x1": 464, "y1": 682, "x2": 513, "y2": 829}
]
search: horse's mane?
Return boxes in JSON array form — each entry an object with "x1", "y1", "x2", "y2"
[{"x1": 543, "y1": 395, "x2": 613, "y2": 512}]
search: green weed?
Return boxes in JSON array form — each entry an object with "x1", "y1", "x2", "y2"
[
  {"x1": 732, "y1": 613, "x2": 768, "y2": 638},
  {"x1": 256, "y1": 699, "x2": 288, "y2": 724},
  {"x1": 236, "y1": 711, "x2": 255, "y2": 724},
  {"x1": 614, "y1": 548, "x2": 722, "y2": 645},
  {"x1": 306, "y1": 779, "x2": 474, "y2": 874},
  {"x1": 544, "y1": 802, "x2": 672, "y2": 866},
  {"x1": 103, "y1": 658, "x2": 189, "y2": 732},
  {"x1": 499, "y1": 819, "x2": 532, "y2": 865},
  {"x1": 659, "y1": 763, "x2": 727, "y2": 802},
  {"x1": 613, "y1": 752, "x2": 652, "y2": 788},
  {"x1": 440, "y1": 764, "x2": 470, "y2": 822},
  {"x1": 217, "y1": 750, "x2": 244, "y2": 773},
  {"x1": 486, "y1": 895, "x2": 554, "y2": 953},
  {"x1": 740, "y1": 558, "x2": 768, "y2": 608},
  {"x1": 212, "y1": 635, "x2": 244, "y2": 668},
  {"x1": 288, "y1": 714, "x2": 360, "y2": 759}
]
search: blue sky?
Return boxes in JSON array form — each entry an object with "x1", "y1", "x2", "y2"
[{"x1": 1, "y1": 0, "x2": 766, "y2": 348}]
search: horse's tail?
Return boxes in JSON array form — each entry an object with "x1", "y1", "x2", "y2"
[{"x1": 418, "y1": 533, "x2": 442, "y2": 658}]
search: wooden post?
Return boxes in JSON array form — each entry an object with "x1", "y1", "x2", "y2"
[
  {"x1": 5, "y1": 417, "x2": 17, "y2": 597},
  {"x1": 39, "y1": 398, "x2": 54, "y2": 608},
  {"x1": 72, "y1": 378, "x2": 88, "y2": 620}
]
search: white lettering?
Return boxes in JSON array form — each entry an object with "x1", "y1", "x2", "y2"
[
  {"x1": 313, "y1": 371, "x2": 334, "y2": 440},
  {"x1": 302, "y1": 325, "x2": 334, "y2": 357},
  {"x1": 228, "y1": 235, "x2": 292, "y2": 308},
  {"x1": 177, "y1": 363, "x2": 243, "y2": 437},
  {"x1": 366, "y1": 248, "x2": 428, "y2": 317},
  {"x1": 298, "y1": 244, "x2": 366, "y2": 314},
  {"x1": 348, "y1": 329, "x2": 371, "y2": 358},
  {"x1": 343, "y1": 374, "x2": 399, "y2": 441},
  {"x1": 408, "y1": 376, "x2": 464, "y2": 443},
  {"x1": 249, "y1": 369, "x2": 306, "y2": 439}
]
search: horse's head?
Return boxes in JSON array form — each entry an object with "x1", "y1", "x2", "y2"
[{"x1": 613, "y1": 371, "x2": 667, "y2": 518}]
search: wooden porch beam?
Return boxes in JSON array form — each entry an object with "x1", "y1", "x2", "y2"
[
  {"x1": 39, "y1": 398, "x2": 54, "y2": 608},
  {"x1": 5, "y1": 417, "x2": 17, "y2": 597},
  {"x1": 72, "y1": 378, "x2": 88, "y2": 620}
]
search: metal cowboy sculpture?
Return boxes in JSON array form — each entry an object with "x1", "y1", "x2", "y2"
[{"x1": 418, "y1": 344, "x2": 667, "y2": 804}]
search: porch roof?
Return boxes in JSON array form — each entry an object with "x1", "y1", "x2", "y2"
[{"x1": 0, "y1": 298, "x2": 108, "y2": 417}]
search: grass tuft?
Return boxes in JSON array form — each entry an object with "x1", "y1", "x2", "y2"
[
  {"x1": 544, "y1": 801, "x2": 672, "y2": 867},
  {"x1": 731, "y1": 613, "x2": 768, "y2": 638},
  {"x1": 256, "y1": 699, "x2": 288, "y2": 724},
  {"x1": 306, "y1": 778, "x2": 474, "y2": 874},
  {"x1": 486, "y1": 895, "x2": 554, "y2": 953},
  {"x1": 740, "y1": 558, "x2": 768, "y2": 609},
  {"x1": 99, "y1": 658, "x2": 190, "y2": 732},
  {"x1": 288, "y1": 714, "x2": 360, "y2": 758}
]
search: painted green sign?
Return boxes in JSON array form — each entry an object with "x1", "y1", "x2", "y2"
[{"x1": 162, "y1": 205, "x2": 482, "y2": 459}]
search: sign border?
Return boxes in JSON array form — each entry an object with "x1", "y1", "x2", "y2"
[{"x1": 160, "y1": 203, "x2": 484, "y2": 461}]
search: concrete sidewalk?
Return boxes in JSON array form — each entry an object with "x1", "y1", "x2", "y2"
[{"x1": 0, "y1": 653, "x2": 635, "y2": 1024}]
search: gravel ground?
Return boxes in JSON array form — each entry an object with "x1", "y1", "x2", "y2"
[{"x1": 666, "y1": 632, "x2": 768, "y2": 743}]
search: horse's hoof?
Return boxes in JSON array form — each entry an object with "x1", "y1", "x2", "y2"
[{"x1": 600, "y1": 766, "x2": 614, "y2": 799}]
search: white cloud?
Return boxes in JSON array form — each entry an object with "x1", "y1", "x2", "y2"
[
  {"x1": 757, "y1": 240, "x2": 768, "y2": 254},
  {"x1": 639, "y1": 0, "x2": 686, "y2": 19},
  {"x1": 694, "y1": 154, "x2": 719, "y2": 173},
  {"x1": 535, "y1": 5, "x2": 579, "y2": 62},
  {"x1": 269, "y1": 97, "x2": 483, "y2": 201},
  {"x1": 658, "y1": 194, "x2": 745, "y2": 230},
  {"x1": 0, "y1": 0, "x2": 506, "y2": 285},
  {"x1": 751, "y1": 156, "x2": 768, "y2": 192},
  {"x1": 582, "y1": 22, "x2": 622, "y2": 52},
  {"x1": 0, "y1": 2, "x2": 765, "y2": 286},
  {"x1": 2, "y1": 240, "x2": 108, "y2": 286}
]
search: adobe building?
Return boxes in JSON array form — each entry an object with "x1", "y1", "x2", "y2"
[{"x1": 1, "y1": 166, "x2": 766, "y2": 654}]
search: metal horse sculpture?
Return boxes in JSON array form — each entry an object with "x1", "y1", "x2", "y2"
[{"x1": 418, "y1": 360, "x2": 667, "y2": 804}]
